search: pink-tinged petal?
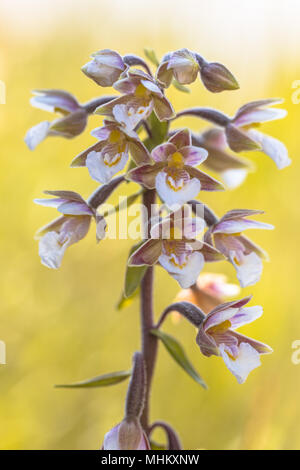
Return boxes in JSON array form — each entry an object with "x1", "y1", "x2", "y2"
[
  {"x1": 196, "y1": 328, "x2": 219, "y2": 357},
  {"x1": 151, "y1": 143, "x2": 177, "y2": 162},
  {"x1": 156, "y1": 61, "x2": 173, "y2": 88},
  {"x1": 71, "y1": 141, "x2": 105, "y2": 167},
  {"x1": 247, "y1": 129, "x2": 291, "y2": 169},
  {"x1": 199, "y1": 242, "x2": 224, "y2": 262},
  {"x1": 218, "y1": 209, "x2": 264, "y2": 222},
  {"x1": 86, "y1": 148, "x2": 128, "y2": 184},
  {"x1": 92, "y1": 49, "x2": 125, "y2": 69},
  {"x1": 230, "y1": 251, "x2": 263, "y2": 288},
  {"x1": 127, "y1": 163, "x2": 164, "y2": 189},
  {"x1": 156, "y1": 172, "x2": 201, "y2": 209},
  {"x1": 225, "y1": 124, "x2": 261, "y2": 152},
  {"x1": 219, "y1": 342, "x2": 261, "y2": 384},
  {"x1": 103, "y1": 421, "x2": 150, "y2": 450},
  {"x1": 128, "y1": 239, "x2": 163, "y2": 266},
  {"x1": 234, "y1": 98, "x2": 284, "y2": 121},
  {"x1": 49, "y1": 109, "x2": 87, "y2": 138},
  {"x1": 30, "y1": 89, "x2": 79, "y2": 113},
  {"x1": 113, "y1": 77, "x2": 138, "y2": 94},
  {"x1": 153, "y1": 95, "x2": 175, "y2": 121},
  {"x1": 168, "y1": 49, "x2": 199, "y2": 84},
  {"x1": 232, "y1": 331, "x2": 273, "y2": 355},
  {"x1": 95, "y1": 95, "x2": 133, "y2": 117},
  {"x1": 43, "y1": 190, "x2": 85, "y2": 202},
  {"x1": 213, "y1": 233, "x2": 244, "y2": 258},
  {"x1": 34, "y1": 198, "x2": 66, "y2": 208},
  {"x1": 39, "y1": 231, "x2": 69, "y2": 269},
  {"x1": 201, "y1": 128, "x2": 227, "y2": 150},
  {"x1": 169, "y1": 129, "x2": 191, "y2": 149},
  {"x1": 103, "y1": 425, "x2": 120, "y2": 450},
  {"x1": 214, "y1": 218, "x2": 274, "y2": 234},
  {"x1": 159, "y1": 251, "x2": 205, "y2": 288},
  {"x1": 222, "y1": 169, "x2": 248, "y2": 188},
  {"x1": 141, "y1": 79, "x2": 163, "y2": 96},
  {"x1": 204, "y1": 307, "x2": 240, "y2": 332},
  {"x1": 186, "y1": 167, "x2": 224, "y2": 191},
  {"x1": 25, "y1": 121, "x2": 50, "y2": 150},
  {"x1": 127, "y1": 139, "x2": 152, "y2": 165},
  {"x1": 234, "y1": 108, "x2": 287, "y2": 127},
  {"x1": 230, "y1": 306, "x2": 263, "y2": 330},
  {"x1": 180, "y1": 145, "x2": 208, "y2": 166},
  {"x1": 57, "y1": 201, "x2": 93, "y2": 216},
  {"x1": 90, "y1": 126, "x2": 112, "y2": 141}
]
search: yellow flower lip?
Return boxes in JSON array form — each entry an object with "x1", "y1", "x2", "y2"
[
  {"x1": 168, "y1": 151, "x2": 184, "y2": 169},
  {"x1": 109, "y1": 129, "x2": 122, "y2": 143},
  {"x1": 135, "y1": 83, "x2": 149, "y2": 98},
  {"x1": 207, "y1": 319, "x2": 231, "y2": 335}
]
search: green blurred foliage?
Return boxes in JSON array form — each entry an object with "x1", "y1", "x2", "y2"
[{"x1": 0, "y1": 0, "x2": 300, "y2": 450}]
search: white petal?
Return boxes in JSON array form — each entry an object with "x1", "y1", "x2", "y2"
[
  {"x1": 86, "y1": 150, "x2": 128, "y2": 184},
  {"x1": 235, "y1": 108, "x2": 287, "y2": 127},
  {"x1": 230, "y1": 251, "x2": 263, "y2": 288},
  {"x1": 220, "y1": 342, "x2": 261, "y2": 384},
  {"x1": 222, "y1": 169, "x2": 248, "y2": 189},
  {"x1": 159, "y1": 251, "x2": 204, "y2": 288},
  {"x1": 39, "y1": 232, "x2": 68, "y2": 269},
  {"x1": 247, "y1": 129, "x2": 291, "y2": 169},
  {"x1": 25, "y1": 121, "x2": 50, "y2": 150},
  {"x1": 230, "y1": 306, "x2": 263, "y2": 330},
  {"x1": 155, "y1": 172, "x2": 200, "y2": 210}
]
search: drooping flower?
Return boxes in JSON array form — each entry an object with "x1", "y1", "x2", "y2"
[
  {"x1": 95, "y1": 69, "x2": 175, "y2": 124},
  {"x1": 25, "y1": 90, "x2": 89, "y2": 150},
  {"x1": 102, "y1": 419, "x2": 150, "y2": 450},
  {"x1": 205, "y1": 209, "x2": 274, "y2": 287},
  {"x1": 82, "y1": 49, "x2": 127, "y2": 87},
  {"x1": 156, "y1": 48, "x2": 239, "y2": 93},
  {"x1": 196, "y1": 297, "x2": 272, "y2": 384},
  {"x1": 225, "y1": 99, "x2": 291, "y2": 169},
  {"x1": 35, "y1": 191, "x2": 106, "y2": 269},
  {"x1": 192, "y1": 128, "x2": 253, "y2": 189},
  {"x1": 129, "y1": 208, "x2": 223, "y2": 288},
  {"x1": 71, "y1": 104, "x2": 151, "y2": 183},
  {"x1": 173, "y1": 273, "x2": 240, "y2": 320},
  {"x1": 128, "y1": 129, "x2": 224, "y2": 209}
]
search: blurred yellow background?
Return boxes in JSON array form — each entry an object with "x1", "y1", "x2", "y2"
[{"x1": 0, "y1": 0, "x2": 300, "y2": 450}]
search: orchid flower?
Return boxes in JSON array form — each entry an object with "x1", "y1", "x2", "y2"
[
  {"x1": 128, "y1": 129, "x2": 224, "y2": 209},
  {"x1": 25, "y1": 90, "x2": 89, "y2": 150},
  {"x1": 156, "y1": 48, "x2": 239, "y2": 93},
  {"x1": 95, "y1": 69, "x2": 175, "y2": 124},
  {"x1": 129, "y1": 208, "x2": 223, "y2": 288},
  {"x1": 71, "y1": 106, "x2": 151, "y2": 183},
  {"x1": 205, "y1": 209, "x2": 274, "y2": 287},
  {"x1": 196, "y1": 297, "x2": 272, "y2": 383},
  {"x1": 192, "y1": 128, "x2": 253, "y2": 189},
  {"x1": 82, "y1": 49, "x2": 127, "y2": 87},
  {"x1": 226, "y1": 99, "x2": 291, "y2": 169},
  {"x1": 35, "y1": 191, "x2": 106, "y2": 269}
]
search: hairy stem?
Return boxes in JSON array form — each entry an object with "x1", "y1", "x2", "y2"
[{"x1": 140, "y1": 189, "x2": 158, "y2": 432}]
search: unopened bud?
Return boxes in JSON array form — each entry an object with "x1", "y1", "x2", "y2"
[{"x1": 200, "y1": 62, "x2": 239, "y2": 93}]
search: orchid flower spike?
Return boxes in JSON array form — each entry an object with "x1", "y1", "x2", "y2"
[
  {"x1": 128, "y1": 129, "x2": 224, "y2": 210},
  {"x1": 205, "y1": 209, "x2": 274, "y2": 287},
  {"x1": 196, "y1": 296, "x2": 272, "y2": 384},
  {"x1": 35, "y1": 191, "x2": 106, "y2": 269},
  {"x1": 129, "y1": 207, "x2": 223, "y2": 288},
  {"x1": 25, "y1": 90, "x2": 88, "y2": 150}
]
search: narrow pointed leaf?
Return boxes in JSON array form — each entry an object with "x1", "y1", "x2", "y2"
[
  {"x1": 144, "y1": 48, "x2": 160, "y2": 67},
  {"x1": 124, "y1": 243, "x2": 148, "y2": 298},
  {"x1": 55, "y1": 370, "x2": 131, "y2": 389},
  {"x1": 172, "y1": 79, "x2": 190, "y2": 93},
  {"x1": 151, "y1": 329, "x2": 207, "y2": 389}
]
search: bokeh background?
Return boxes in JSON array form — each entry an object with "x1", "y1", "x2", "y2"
[{"x1": 0, "y1": 0, "x2": 300, "y2": 450}]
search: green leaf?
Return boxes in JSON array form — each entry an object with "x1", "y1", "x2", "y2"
[
  {"x1": 117, "y1": 289, "x2": 139, "y2": 310},
  {"x1": 144, "y1": 48, "x2": 159, "y2": 67},
  {"x1": 55, "y1": 370, "x2": 131, "y2": 389},
  {"x1": 151, "y1": 329, "x2": 207, "y2": 389},
  {"x1": 124, "y1": 242, "x2": 148, "y2": 298},
  {"x1": 172, "y1": 79, "x2": 191, "y2": 93}
]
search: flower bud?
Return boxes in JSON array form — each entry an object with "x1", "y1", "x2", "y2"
[
  {"x1": 200, "y1": 62, "x2": 239, "y2": 93},
  {"x1": 103, "y1": 419, "x2": 150, "y2": 450},
  {"x1": 82, "y1": 49, "x2": 126, "y2": 87}
]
